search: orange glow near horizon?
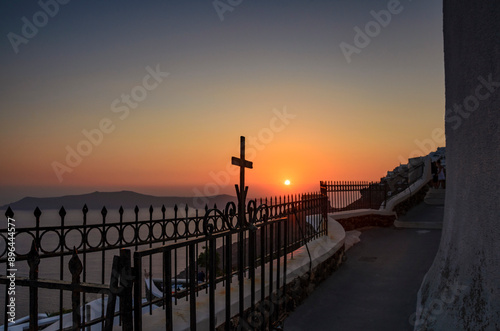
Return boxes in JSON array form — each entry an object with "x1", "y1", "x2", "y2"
[{"x1": 0, "y1": 127, "x2": 444, "y2": 201}]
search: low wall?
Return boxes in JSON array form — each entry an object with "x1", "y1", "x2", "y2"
[
  {"x1": 381, "y1": 156, "x2": 432, "y2": 212},
  {"x1": 329, "y1": 209, "x2": 396, "y2": 231}
]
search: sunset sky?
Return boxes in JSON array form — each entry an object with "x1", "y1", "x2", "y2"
[{"x1": 0, "y1": 0, "x2": 445, "y2": 206}]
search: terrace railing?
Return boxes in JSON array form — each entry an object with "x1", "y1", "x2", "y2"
[
  {"x1": 320, "y1": 161, "x2": 427, "y2": 212},
  {"x1": 0, "y1": 193, "x2": 328, "y2": 330},
  {"x1": 134, "y1": 193, "x2": 328, "y2": 330},
  {"x1": 0, "y1": 204, "x2": 219, "y2": 328},
  {"x1": 320, "y1": 181, "x2": 387, "y2": 211}
]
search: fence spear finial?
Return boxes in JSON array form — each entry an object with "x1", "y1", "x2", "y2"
[
  {"x1": 5, "y1": 206, "x2": 14, "y2": 218},
  {"x1": 34, "y1": 206, "x2": 42, "y2": 218},
  {"x1": 27, "y1": 240, "x2": 40, "y2": 273},
  {"x1": 69, "y1": 247, "x2": 83, "y2": 280}
]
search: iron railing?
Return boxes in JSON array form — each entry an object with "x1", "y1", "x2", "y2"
[
  {"x1": 0, "y1": 204, "x2": 216, "y2": 328},
  {"x1": 320, "y1": 181, "x2": 387, "y2": 211},
  {"x1": 0, "y1": 239, "x2": 127, "y2": 331},
  {"x1": 0, "y1": 193, "x2": 328, "y2": 330},
  {"x1": 134, "y1": 193, "x2": 328, "y2": 330},
  {"x1": 320, "y1": 161, "x2": 427, "y2": 211}
]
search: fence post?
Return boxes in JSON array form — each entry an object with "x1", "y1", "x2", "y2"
[
  {"x1": 163, "y1": 250, "x2": 173, "y2": 331},
  {"x1": 69, "y1": 248, "x2": 83, "y2": 330},
  {"x1": 58, "y1": 207, "x2": 67, "y2": 331},
  {"x1": 34, "y1": 207, "x2": 41, "y2": 251},
  {"x1": 225, "y1": 232, "x2": 233, "y2": 330},
  {"x1": 209, "y1": 237, "x2": 216, "y2": 331},
  {"x1": 27, "y1": 240, "x2": 40, "y2": 331},
  {"x1": 320, "y1": 181, "x2": 326, "y2": 196},
  {"x1": 133, "y1": 252, "x2": 143, "y2": 331},
  {"x1": 119, "y1": 206, "x2": 124, "y2": 249},
  {"x1": 105, "y1": 255, "x2": 120, "y2": 331},
  {"x1": 82, "y1": 205, "x2": 88, "y2": 317},
  {"x1": 120, "y1": 249, "x2": 134, "y2": 331},
  {"x1": 322, "y1": 194, "x2": 328, "y2": 235},
  {"x1": 369, "y1": 182, "x2": 373, "y2": 209},
  {"x1": 134, "y1": 206, "x2": 139, "y2": 251},
  {"x1": 189, "y1": 244, "x2": 197, "y2": 330}
]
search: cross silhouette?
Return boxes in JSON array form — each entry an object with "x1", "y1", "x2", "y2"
[{"x1": 231, "y1": 136, "x2": 253, "y2": 225}]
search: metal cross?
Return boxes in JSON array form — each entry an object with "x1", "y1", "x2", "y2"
[{"x1": 231, "y1": 136, "x2": 253, "y2": 225}]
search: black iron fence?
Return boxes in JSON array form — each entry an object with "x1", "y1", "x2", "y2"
[
  {"x1": 0, "y1": 242, "x2": 128, "y2": 331},
  {"x1": 135, "y1": 193, "x2": 328, "y2": 330},
  {"x1": 320, "y1": 160, "x2": 428, "y2": 212},
  {"x1": 320, "y1": 181, "x2": 387, "y2": 211},
  {"x1": 0, "y1": 204, "x2": 216, "y2": 329},
  {"x1": 0, "y1": 193, "x2": 328, "y2": 330}
]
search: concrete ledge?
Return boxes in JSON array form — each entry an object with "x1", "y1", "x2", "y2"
[
  {"x1": 141, "y1": 217, "x2": 346, "y2": 330},
  {"x1": 328, "y1": 210, "x2": 397, "y2": 231},
  {"x1": 330, "y1": 209, "x2": 396, "y2": 219}
]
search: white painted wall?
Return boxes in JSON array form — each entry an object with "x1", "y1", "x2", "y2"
[{"x1": 414, "y1": 1, "x2": 500, "y2": 329}]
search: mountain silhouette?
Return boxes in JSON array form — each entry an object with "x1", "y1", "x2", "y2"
[{"x1": 1, "y1": 191, "x2": 235, "y2": 211}]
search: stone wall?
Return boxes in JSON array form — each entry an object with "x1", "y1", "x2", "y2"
[{"x1": 335, "y1": 214, "x2": 395, "y2": 231}]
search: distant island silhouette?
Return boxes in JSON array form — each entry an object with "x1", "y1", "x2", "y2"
[{"x1": 1, "y1": 191, "x2": 235, "y2": 211}]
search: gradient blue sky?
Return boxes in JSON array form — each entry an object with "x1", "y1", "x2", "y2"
[{"x1": 0, "y1": 0, "x2": 444, "y2": 206}]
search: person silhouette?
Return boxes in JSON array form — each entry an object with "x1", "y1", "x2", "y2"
[
  {"x1": 431, "y1": 161, "x2": 438, "y2": 188},
  {"x1": 436, "y1": 160, "x2": 446, "y2": 189}
]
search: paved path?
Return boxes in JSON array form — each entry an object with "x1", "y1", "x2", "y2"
[
  {"x1": 283, "y1": 226, "x2": 442, "y2": 331},
  {"x1": 394, "y1": 202, "x2": 444, "y2": 229}
]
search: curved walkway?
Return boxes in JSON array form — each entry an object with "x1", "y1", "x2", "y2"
[
  {"x1": 283, "y1": 226, "x2": 442, "y2": 331},
  {"x1": 394, "y1": 201, "x2": 444, "y2": 229}
]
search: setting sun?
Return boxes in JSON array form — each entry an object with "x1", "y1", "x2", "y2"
[{"x1": 284, "y1": 179, "x2": 291, "y2": 186}]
